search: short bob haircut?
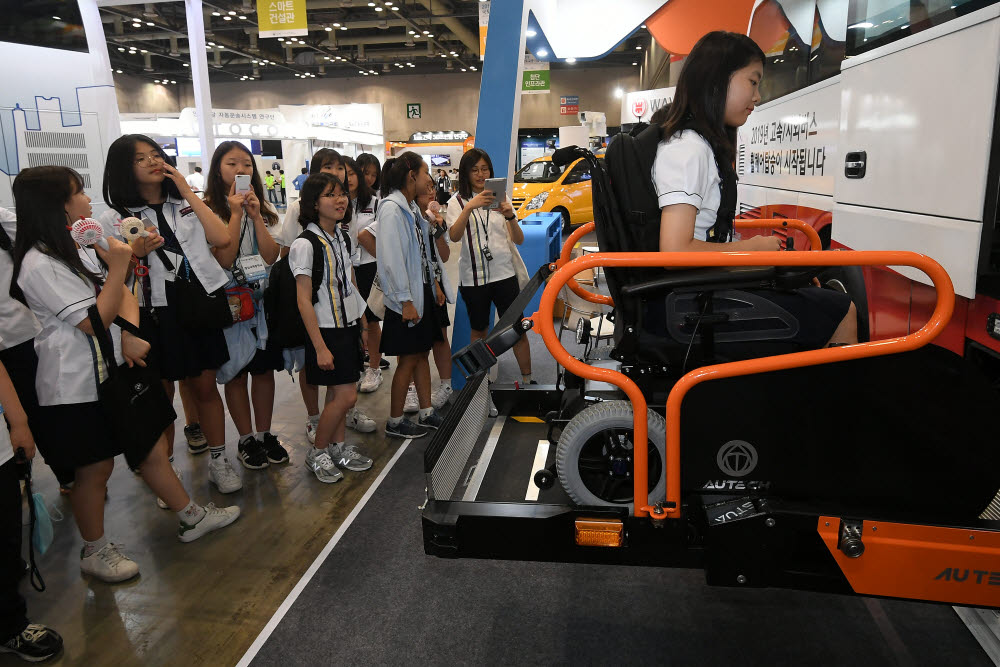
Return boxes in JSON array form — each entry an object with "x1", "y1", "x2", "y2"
[
  {"x1": 103, "y1": 133, "x2": 181, "y2": 215},
  {"x1": 456, "y1": 148, "x2": 494, "y2": 199},
  {"x1": 658, "y1": 31, "x2": 765, "y2": 166},
  {"x1": 298, "y1": 172, "x2": 353, "y2": 229},
  {"x1": 382, "y1": 152, "x2": 425, "y2": 194},
  {"x1": 309, "y1": 148, "x2": 342, "y2": 176}
]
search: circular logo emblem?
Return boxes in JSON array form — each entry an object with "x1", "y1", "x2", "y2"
[
  {"x1": 717, "y1": 440, "x2": 758, "y2": 477},
  {"x1": 632, "y1": 98, "x2": 646, "y2": 119}
]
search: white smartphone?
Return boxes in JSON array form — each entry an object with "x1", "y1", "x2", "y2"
[
  {"x1": 484, "y1": 177, "x2": 506, "y2": 210},
  {"x1": 235, "y1": 174, "x2": 252, "y2": 195}
]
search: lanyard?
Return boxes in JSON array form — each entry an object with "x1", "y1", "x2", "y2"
[{"x1": 317, "y1": 225, "x2": 351, "y2": 297}]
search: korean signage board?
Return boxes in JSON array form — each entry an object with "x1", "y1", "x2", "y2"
[
  {"x1": 522, "y1": 53, "x2": 550, "y2": 95},
  {"x1": 560, "y1": 95, "x2": 580, "y2": 115},
  {"x1": 257, "y1": 0, "x2": 308, "y2": 38},
  {"x1": 408, "y1": 130, "x2": 470, "y2": 143},
  {"x1": 179, "y1": 107, "x2": 287, "y2": 138}
]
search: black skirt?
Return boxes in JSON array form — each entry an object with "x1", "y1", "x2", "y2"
[
  {"x1": 34, "y1": 402, "x2": 124, "y2": 484},
  {"x1": 381, "y1": 284, "x2": 443, "y2": 356},
  {"x1": 144, "y1": 280, "x2": 230, "y2": 381},
  {"x1": 354, "y1": 261, "x2": 381, "y2": 323},
  {"x1": 304, "y1": 325, "x2": 364, "y2": 387}
]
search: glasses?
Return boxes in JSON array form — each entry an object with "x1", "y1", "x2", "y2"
[
  {"x1": 321, "y1": 191, "x2": 349, "y2": 199},
  {"x1": 470, "y1": 166, "x2": 491, "y2": 175},
  {"x1": 134, "y1": 154, "x2": 164, "y2": 167}
]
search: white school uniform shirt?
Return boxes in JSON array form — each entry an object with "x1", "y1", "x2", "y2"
[
  {"x1": 18, "y1": 247, "x2": 125, "y2": 406},
  {"x1": 445, "y1": 194, "x2": 515, "y2": 287},
  {"x1": 651, "y1": 129, "x2": 722, "y2": 242},
  {"x1": 289, "y1": 223, "x2": 364, "y2": 329},
  {"x1": 350, "y1": 196, "x2": 378, "y2": 266},
  {"x1": 97, "y1": 196, "x2": 229, "y2": 308},
  {"x1": 366, "y1": 214, "x2": 456, "y2": 304},
  {"x1": 275, "y1": 199, "x2": 303, "y2": 248},
  {"x1": 0, "y1": 208, "x2": 41, "y2": 351}
]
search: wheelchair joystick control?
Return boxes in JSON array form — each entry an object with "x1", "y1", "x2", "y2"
[{"x1": 838, "y1": 520, "x2": 865, "y2": 558}]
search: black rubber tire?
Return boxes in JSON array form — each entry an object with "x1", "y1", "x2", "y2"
[
  {"x1": 554, "y1": 207, "x2": 571, "y2": 233},
  {"x1": 555, "y1": 400, "x2": 666, "y2": 511}
]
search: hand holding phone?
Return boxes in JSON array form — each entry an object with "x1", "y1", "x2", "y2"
[
  {"x1": 235, "y1": 174, "x2": 252, "y2": 195},
  {"x1": 484, "y1": 177, "x2": 506, "y2": 210}
]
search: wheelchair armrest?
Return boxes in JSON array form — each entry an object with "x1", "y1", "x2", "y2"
[
  {"x1": 619, "y1": 266, "x2": 778, "y2": 297},
  {"x1": 774, "y1": 266, "x2": 824, "y2": 289}
]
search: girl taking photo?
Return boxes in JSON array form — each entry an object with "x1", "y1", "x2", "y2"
[
  {"x1": 343, "y1": 156, "x2": 387, "y2": 393},
  {"x1": 446, "y1": 148, "x2": 533, "y2": 384},
  {"x1": 202, "y1": 141, "x2": 287, "y2": 471},
  {"x1": 100, "y1": 134, "x2": 244, "y2": 494},
  {"x1": 12, "y1": 166, "x2": 239, "y2": 582},
  {"x1": 649, "y1": 31, "x2": 856, "y2": 349},
  {"x1": 291, "y1": 173, "x2": 373, "y2": 483}
]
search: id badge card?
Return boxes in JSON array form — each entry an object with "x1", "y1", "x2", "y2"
[
  {"x1": 236, "y1": 254, "x2": 268, "y2": 283},
  {"x1": 161, "y1": 250, "x2": 182, "y2": 282}
]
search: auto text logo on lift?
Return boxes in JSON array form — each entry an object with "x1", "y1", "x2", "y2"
[
  {"x1": 717, "y1": 440, "x2": 758, "y2": 477},
  {"x1": 934, "y1": 568, "x2": 1000, "y2": 585}
]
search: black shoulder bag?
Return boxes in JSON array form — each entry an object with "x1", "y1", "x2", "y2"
[{"x1": 87, "y1": 307, "x2": 176, "y2": 469}]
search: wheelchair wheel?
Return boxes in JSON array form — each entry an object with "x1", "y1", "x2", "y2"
[{"x1": 555, "y1": 400, "x2": 666, "y2": 511}]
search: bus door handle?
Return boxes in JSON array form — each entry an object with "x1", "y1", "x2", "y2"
[{"x1": 845, "y1": 151, "x2": 867, "y2": 179}]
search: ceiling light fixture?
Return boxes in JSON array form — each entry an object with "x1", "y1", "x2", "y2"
[
  {"x1": 228, "y1": 10, "x2": 236, "y2": 15},
  {"x1": 146, "y1": 21, "x2": 154, "y2": 26},
  {"x1": 374, "y1": 7, "x2": 383, "y2": 11},
  {"x1": 632, "y1": 61, "x2": 638, "y2": 65},
  {"x1": 426, "y1": 33, "x2": 434, "y2": 37},
  {"x1": 183, "y1": 62, "x2": 190, "y2": 67},
  {"x1": 635, "y1": 45, "x2": 642, "y2": 49},
  {"x1": 116, "y1": 69, "x2": 123, "y2": 73},
  {"x1": 118, "y1": 47, "x2": 125, "y2": 52},
  {"x1": 52, "y1": 16, "x2": 61, "y2": 20},
  {"x1": 325, "y1": 26, "x2": 333, "y2": 31},
  {"x1": 391, "y1": 5, "x2": 399, "y2": 9},
  {"x1": 239, "y1": 15, "x2": 247, "y2": 20},
  {"x1": 223, "y1": 15, "x2": 231, "y2": 20},
  {"x1": 333, "y1": 22, "x2": 341, "y2": 27},
  {"x1": 171, "y1": 80, "x2": 176, "y2": 84},
  {"x1": 340, "y1": 26, "x2": 347, "y2": 30},
  {"x1": 422, "y1": 30, "x2": 429, "y2": 34},
  {"x1": 470, "y1": 66, "x2": 477, "y2": 71},
  {"x1": 211, "y1": 11, "x2": 220, "y2": 16}
]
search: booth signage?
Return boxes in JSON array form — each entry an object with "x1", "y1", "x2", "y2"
[
  {"x1": 406, "y1": 103, "x2": 422, "y2": 119},
  {"x1": 179, "y1": 107, "x2": 286, "y2": 138},
  {"x1": 522, "y1": 53, "x2": 550, "y2": 95},
  {"x1": 560, "y1": 95, "x2": 580, "y2": 115},
  {"x1": 408, "y1": 130, "x2": 470, "y2": 143},
  {"x1": 622, "y1": 86, "x2": 675, "y2": 123},
  {"x1": 307, "y1": 104, "x2": 382, "y2": 133},
  {"x1": 256, "y1": 0, "x2": 308, "y2": 38}
]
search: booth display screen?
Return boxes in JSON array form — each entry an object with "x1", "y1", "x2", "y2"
[{"x1": 431, "y1": 154, "x2": 451, "y2": 167}]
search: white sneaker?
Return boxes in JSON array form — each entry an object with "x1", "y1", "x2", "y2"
[
  {"x1": 431, "y1": 383, "x2": 453, "y2": 409},
  {"x1": 404, "y1": 383, "x2": 419, "y2": 413},
  {"x1": 305, "y1": 448, "x2": 343, "y2": 483},
  {"x1": 208, "y1": 457, "x2": 243, "y2": 494},
  {"x1": 359, "y1": 367, "x2": 383, "y2": 393},
  {"x1": 306, "y1": 419, "x2": 318, "y2": 444},
  {"x1": 178, "y1": 503, "x2": 241, "y2": 543},
  {"x1": 80, "y1": 543, "x2": 139, "y2": 583},
  {"x1": 346, "y1": 407, "x2": 376, "y2": 433},
  {"x1": 156, "y1": 464, "x2": 183, "y2": 509}
]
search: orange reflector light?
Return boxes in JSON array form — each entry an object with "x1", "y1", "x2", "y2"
[{"x1": 575, "y1": 518, "x2": 624, "y2": 547}]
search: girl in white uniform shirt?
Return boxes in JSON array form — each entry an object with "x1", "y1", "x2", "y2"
[
  {"x1": 202, "y1": 141, "x2": 287, "y2": 471},
  {"x1": 446, "y1": 148, "x2": 533, "y2": 384},
  {"x1": 275, "y1": 149, "x2": 376, "y2": 441},
  {"x1": 290, "y1": 173, "x2": 373, "y2": 483},
  {"x1": 648, "y1": 32, "x2": 856, "y2": 349},
  {"x1": 99, "y1": 134, "x2": 243, "y2": 494},
  {"x1": 12, "y1": 167, "x2": 239, "y2": 582},
  {"x1": 343, "y1": 156, "x2": 387, "y2": 393}
]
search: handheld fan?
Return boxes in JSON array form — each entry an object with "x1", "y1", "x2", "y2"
[
  {"x1": 118, "y1": 217, "x2": 150, "y2": 243},
  {"x1": 70, "y1": 218, "x2": 107, "y2": 248}
]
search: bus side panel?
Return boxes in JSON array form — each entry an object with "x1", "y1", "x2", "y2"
[
  {"x1": 966, "y1": 295, "x2": 1000, "y2": 356},
  {"x1": 910, "y1": 283, "x2": 969, "y2": 356}
]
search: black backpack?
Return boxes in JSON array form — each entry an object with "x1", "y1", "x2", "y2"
[
  {"x1": 263, "y1": 230, "x2": 325, "y2": 350},
  {"x1": 603, "y1": 122, "x2": 737, "y2": 283}
]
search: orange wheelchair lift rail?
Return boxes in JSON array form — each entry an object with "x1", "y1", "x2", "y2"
[
  {"x1": 818, "y1": 517, "x2": 1000, "y2": 606},
  {"x1": 556, "y1": 219, "x2": 821, "y2": 306},
  {"x1": 531, "y1": 250, "x2": 955, "y2": 519}
]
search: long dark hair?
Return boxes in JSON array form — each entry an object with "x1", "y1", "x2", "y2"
[
  {"x1": 342, "y1": 156, "x2": 375, "y2": 210},
  {"x1": 103, "y1": 134, "x2": 181, "y2": 216},
  {"x1": 11, "y1": 167, "x2": 103, "y2": 303},
  {"x1": 380, "y1": 157, "x2": 397, "y2": 195},
  {"x1": 457, "y1": 148, "x2": 494, "y2": 199},
  {"x1": 309, "y1": 148, "x2": 342, "y2": 175},
  {"x1": 383, "y1": 152, "x2": 425, "y2": 194},
  {"x1": 298, "y1": 173, "x2": 353, "y2": 229},
  {"x1": 203, "y1": 141, "x2": 279, "y2": 227},
  {"x1": 356, "y1": 153, "x2": 382, "y2": 194},
  {"x1": 659, "y1": 31, "x2": 765, "y2": 166}
]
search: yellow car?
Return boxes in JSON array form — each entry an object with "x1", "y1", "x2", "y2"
[{"x1": 512, "y1": 155, "x2": 602, "y2": 231}]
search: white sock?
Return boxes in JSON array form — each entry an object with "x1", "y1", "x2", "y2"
[
  {"x1": 307, "y1": 414, "x2": 320, "y2": 424},
  {"x1": 209, "y1": 445, "x2": 226, "y2": 460},
  {"x1": 419, "y1": 407, "x2": 434, "y2": 419},
  {"x1": 521, "y1": 373, "x2": 533, "y2": 384},
  {"x1": 178, "y1": 501, "x2": 205, "y2": 525},
  {"x1": 388, "y1": 415, "x2": 403, "y2": 426},
  {"x1": 82, "y1": 535, "x2": 108, "y2": 558}
]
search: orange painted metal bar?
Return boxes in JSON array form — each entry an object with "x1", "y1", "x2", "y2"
[
  {"x1": 532, "y1": 250, "x2": 954, "y2": 519},
  {"x1": 556, "y1": 222, "x2": 614, "y2": 306},
  {"x1": 734, "y1": 217, "x2": 822, "y2": 250}
]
